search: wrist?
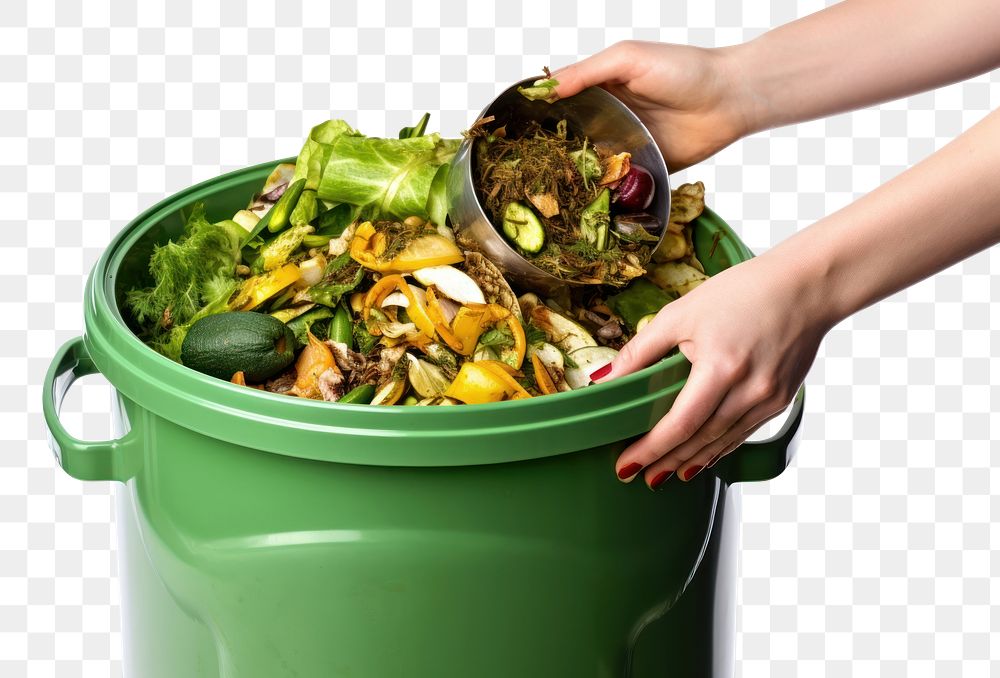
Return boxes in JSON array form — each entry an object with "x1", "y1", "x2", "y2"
[
  {"x1": 715, "y1": 40, "x2": 775, "y2": 138},
  {"x1": 757, "y1": 225, "x2": 852, "y2": 333}
]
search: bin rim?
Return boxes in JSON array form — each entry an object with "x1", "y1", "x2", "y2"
[{"x1": 82, "y1": 158, "x2": 754, "y2": 467}]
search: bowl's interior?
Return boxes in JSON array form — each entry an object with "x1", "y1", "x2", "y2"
[{"x1": 458, "y1": 79, "x2": 673, "y2": 289}]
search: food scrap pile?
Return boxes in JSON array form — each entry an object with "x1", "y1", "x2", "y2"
[
  {"x1": 472, "y1": 117, "x2": 667, "y2": 286},
  {"x1": 126, "y1": 115, "x2": 714, "y2": 406}
]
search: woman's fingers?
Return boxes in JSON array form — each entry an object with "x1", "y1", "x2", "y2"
[
  {"x1": 590, "y1": 304, "x2": 682, "y2": 383},
  {"x1": 551, "y1": 42, "x2": 640, "y2": 99},
  {"x1": 636, "y1": 382, "x2": 758, "y2": 483},
  {"x1": 675, "y1": 401, "x2": 788, "y2": 480},
  {"x1": 643, "y1": 395, "x2": 793, "y2": 489},
  {"x1": 614, "y1": 360, "x2": 735, "y2": 481}
]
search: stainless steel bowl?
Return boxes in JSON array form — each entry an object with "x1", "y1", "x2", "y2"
[{"x1": 446, "y1": 76, "x2": 671, "y2": 292}]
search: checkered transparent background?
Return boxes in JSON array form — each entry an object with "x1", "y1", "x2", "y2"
[{"x1": 2, "y1": 1, "x2": 998, "y2": 676}]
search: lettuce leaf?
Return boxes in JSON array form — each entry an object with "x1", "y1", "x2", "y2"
[
  {"x1": 292, "y1": 119, "x2": 363, "y2": 191},
  {"x1": 316, "y1": 132, "x2": 459, "y2": 221},
  {"x1": 293, "y1": 117, "x2": 458, "y2": 225}
]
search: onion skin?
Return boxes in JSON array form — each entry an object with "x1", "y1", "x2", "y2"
[
  {"x1": 613, "y1": 164, "x2": 655, "y2": 211},
  {"x1": 261, "y1": 182, "x2": 288, "y2": 202}
]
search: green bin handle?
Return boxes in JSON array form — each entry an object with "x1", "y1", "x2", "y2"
[
  {"x1": 42, "y1": 336, "x2": 140, "y2": 483},
  {"x1": 712, "y1": 386, "x2": 805, "y2": 485}
]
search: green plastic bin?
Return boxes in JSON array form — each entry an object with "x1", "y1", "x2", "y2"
[{"x1": 43, "y1": 159, "x2": 803, "y2": 678}]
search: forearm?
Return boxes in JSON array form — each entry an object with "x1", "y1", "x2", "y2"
[
  {"x1": 728, "y1": 0, "x2": 1000, "y2": 133},
  {"x1": 771, "y1": 107, "x2": 1000, "y2": 327}
]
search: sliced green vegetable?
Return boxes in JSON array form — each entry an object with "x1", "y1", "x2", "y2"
[
  {"x1": 340, "y1": 384, "x2": 376, "y2": 405},
  {"x1": 329, "y1": 303, "x2": 353, "y2": 347},
  {"x1": 286, "y1": 306, "x2": 335, "y2": 346},
  {"x1": 258, "y1": 224, "x2": 313, "y2": 272},
  {"x1": 268, "y1": 178, "x2": 306, "y2": 233},
  {"x1": 270, "y1": 304, "x2": 316, "y2": 324},
  {"x1": 579, "y1": 188, "x2": 610, "y2": 251},
  {"x1": 240, "y1": 202, "x2": 274, "y2": 248},
  {"x1": 266, "y1": 285, "x2": 297, "y2": 312},
  {"x1": 502, "y1": 202, "x2": 546, "y2": 253},
  {"x1": 302, "y1": 234, "x2": 332, "y2": 249},
  {"x1": 307, "y1": 251, "x2": 365, "y2": 308},
  {"x1": 606, "y1": 278, "x2": 676, "y2": 332},
  {"x1": 398, "y1": 112, "x2": 430, "y2": 139},
  {"x1": 290, "y1": 188, "x2": 318, "y2": 228}
]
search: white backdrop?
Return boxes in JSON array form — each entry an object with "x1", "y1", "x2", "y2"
[{"x1": 2, "y1": 1, "x2": 998, "y2": 676}]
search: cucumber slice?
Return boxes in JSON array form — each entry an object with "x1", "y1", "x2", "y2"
[
  {"x1": 564, "y1": 346, "x2": 619, "y2": 389},
  {"x1": 339, "y1": 384, "x2": 375, "y2": 405},
  {"x1": 502, "y1": 202, "x2": 546, "y2": 254}
]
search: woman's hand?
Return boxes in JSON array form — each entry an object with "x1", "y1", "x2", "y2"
[
  {"x1": 593, "y1": 254, "x2": 829, "y2": 488},
  {"x1": 553, "y1": 41, "x2": 759, "y2": 171}
]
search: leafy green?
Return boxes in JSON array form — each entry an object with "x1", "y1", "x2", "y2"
[
  {"x1": 425, "y1": 161, "x2": 451, "y2": 230},
  {"x1": 292, "y1": 119, "x2": 362, "y2": 191},
  {"x1": 398, "y1": 112, "x2": 430, "y2": 139},
  {"x1": 606, "y1": 278, "x2": 677, "y2": 332},
  {"x1": 149, "y1": 276, "x2": 238, "y2": 362},
  {"x1": 316, "y1": 131, "x2": 460, "y2": 221},
  {"x1": 524, "y1": 321, "x2": 548, "y2": 347},
  {"x1": 126, "y1": 203, "x2": 241, "y2": 346},
  {"x1": 314, "y1": 202, "x2": 358, "y2": 238},
  {"x1": 292, "y1": 117, "x2": 458, "y2": 223},
  {"x1": 307, "y1": 251, "x2": 364, "y2": 308},
  {"x1": 353, "y1": 322, "x2": 377, "y2": 355},
  {"x1": 286, "y1": 307, "x2": 335, "y2": 346},
  {"x1": 477, "y1": 326, "x2": 515, "y2": 351}
]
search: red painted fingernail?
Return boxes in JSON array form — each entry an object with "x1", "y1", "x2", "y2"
[
  {"x1": 680, "y1": 465, "x2": 704, "y2": 482},
  {"x1": 589, "y1": 363, "x2": 612, "y2": 382},
  {"x1": 617, "y1": 462, "x2": 642, "y2": 480},
  {"x1": 649, "y1": 470, "x2": 673, "y2": 490}
]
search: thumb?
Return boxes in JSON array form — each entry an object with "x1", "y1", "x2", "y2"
[
  {"x1": 591, "y1": 305, "x2": 683, "y2": 383},
  {"x1": 551, "y1": 43, "x2": 634, "y2": 100}
]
